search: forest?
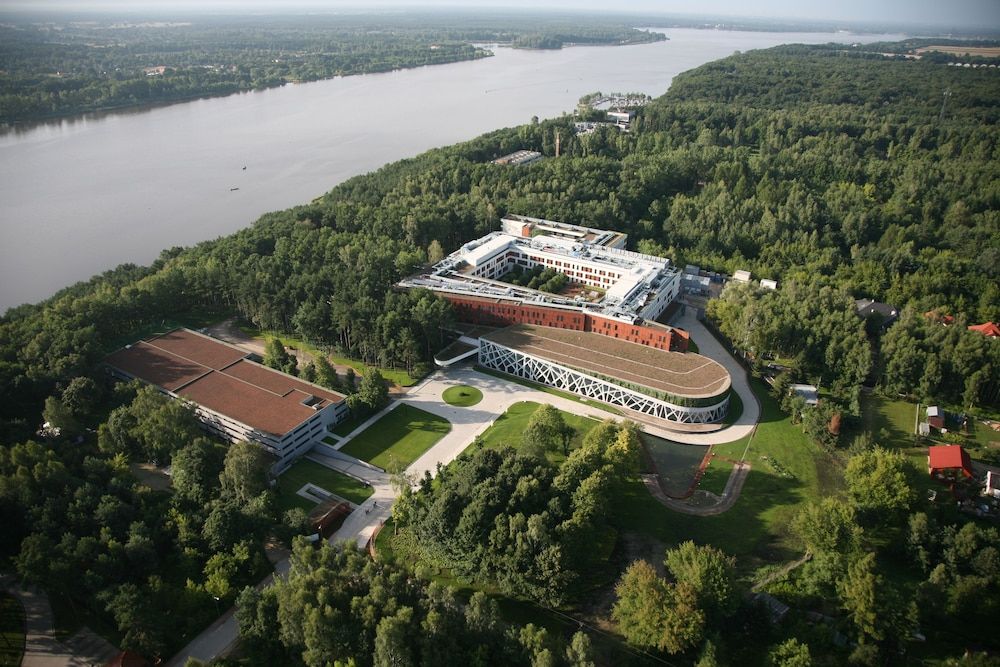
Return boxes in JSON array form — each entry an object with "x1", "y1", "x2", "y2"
[
  {"x1": 1, "y1": 41, "x2": 999, "y2": 665},
  {"x1": 0, "y1": 11, "x2": 662, "y2": 122}
]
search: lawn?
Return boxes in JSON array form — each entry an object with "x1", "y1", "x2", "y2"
[
  {"x1": 474, "y1": 367, "x2": 623, "y2": 415},
  {"x1": 0, "y1": 594, "x2": 24, "y2": 667},
  {"x1": 442, "y1": 385, "x2": 483, "y2": 407},
  {"x1": 698, "y1": 456, "x2": 734, "y2": 495},
  {"x1": 471, "y1": 401, "x2": 602, "y2": 466},
  {"x1": 340, "y1": 404, "x2": 451, "y2": 471},
  {"x1": 274, "y1": 459, "x2": 374, "y2": 513},
  {"x1": 330, "y1": 412, "x2": 370, "y2": 437},
  {"x1": 616, "y1": 377, "x2": 834, "y2": 572}
]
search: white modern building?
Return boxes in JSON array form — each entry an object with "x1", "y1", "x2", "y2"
[{"x1": 400, "y1": 215, "x2": 683, "y2": 340}]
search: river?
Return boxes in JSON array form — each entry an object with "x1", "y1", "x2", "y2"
[{"x1": 0, "y1": 28, "x2": 904, "y2": 310}]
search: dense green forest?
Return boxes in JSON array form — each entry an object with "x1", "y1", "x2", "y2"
[
  {"x1": 2, "y1": 41, "x2": 1000, "y2": 665},
  {"x1": 0, "y1": 12, "x2": 663, "y2": 122}
]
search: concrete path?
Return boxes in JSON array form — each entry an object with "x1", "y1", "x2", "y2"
[
  {"x1": 0, "y1": 575, "x2": 74, "y2": 667},
  {"x1": 641, "y1": 460, "x2": 752, "y2": 516}
]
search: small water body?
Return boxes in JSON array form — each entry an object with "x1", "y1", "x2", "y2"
[
  {"x1": 640, "y1": 431, "x2": 710, "y2": 498},
  {"x1": 0, "y1": 28, "x2": 904, "y2": 310}
]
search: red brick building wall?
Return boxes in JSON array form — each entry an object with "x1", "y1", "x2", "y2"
[{"x1": 445, "y1": 294, "x2": 688, "y2": 352}]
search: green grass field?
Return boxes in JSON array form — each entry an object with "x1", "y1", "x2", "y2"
[
  {"x1": 0, "y1": 594, "x2": 24, "y2": 667},
  {"x1": 442, "y1": 385, "x2": 483, "y2": 407},
  {"x1": 471, "y1": 401, "x2": 602, "y2": 466},
  {"x1": 340, "y1": 404, "x2": 451, "y2": 470},
  {"x1": 274, "y1": 459, "x2": 374, "y2": 513}
]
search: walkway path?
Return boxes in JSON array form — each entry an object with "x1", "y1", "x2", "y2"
[
  {"x1": 640, "y1": 460, "x2": 752, "y2": 516},
  {"x1": 0, "y1": 574, "x2": 74, "y2": 667}
]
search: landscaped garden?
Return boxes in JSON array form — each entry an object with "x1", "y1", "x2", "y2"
[
  {"x1": 442, "y1": 384, "x2": 483, "y2": 407},
  {"x1": 339, "y1": 404, "x2": 451, "y2": 470},
  {"x1": 274, "y1": 458, "x2": 374, "y2": 513}
]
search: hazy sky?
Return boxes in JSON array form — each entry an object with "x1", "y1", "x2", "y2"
[{"x1": 3, "y1": 0, "x2": 999, "y2": 30}]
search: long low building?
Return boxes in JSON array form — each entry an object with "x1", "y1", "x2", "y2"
[
  {"x1": 105, "y1": 328, "x2": 348, "y2": 472},
  {"x1": 480, "y1": 324, "x2": 731, "y2": 424}
]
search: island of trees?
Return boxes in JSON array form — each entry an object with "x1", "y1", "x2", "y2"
[{"x1": 1, "y1": 39, "x2": 999, "y2": 665}]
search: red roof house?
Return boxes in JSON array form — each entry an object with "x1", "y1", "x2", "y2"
[
  {"x1": 968, "y1": 322, "x2": 1000, "y2": 338},
  {"x1": 928, "y1": 445, "x2": 973, "y2": 480}
]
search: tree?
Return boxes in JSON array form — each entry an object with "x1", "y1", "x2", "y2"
[
  {"x1": 565, "y1": 631, "x2": 595, "y2": 667},
  {"x1": 170, "y1": 437, "x2": 224, "y2": 506},
  {"x1": 42, "y1": 395, "x2": 80, "y2": 436},
  {"x1": 845, "y1": 447, "x2": 915, "y2": 522},
  {"x1": 427, "y1": 240, "x2": 445, "y2": 264},
  {"x1": 314, "y1": 356, "x2": 338, "y2": 389},
  {"x1": 264, "y1": 338, "x2": 298, "y2": 376},
  {"x1": 348, "y1": 367, "x2": 389, "y2": 415},
  {"x1": 664, "y1": 541, "x2": 738, "y2": 621},
  {"x1": 838, "y1": 552, "x2": 883, "y2": 642},
  {"x1": 60, "y1": 376, "x2": 101, "y2": 421},
  {"x1": 793, "y1": 498, "x2": 863, "y2": 590},
  {"x1": 767, "y1": 638, "x2": 812, "y2": 667},
  {"x1": 219, "y1": 441, "x2": 270, "y2": 506},
  {"x1": 522, "y1": 404, "x2": 573, "y2": 458},
  {"x1": 374, "y1": 607, "x2": 415, "y2": 667},
  {"x1": 611, "y1": 560, "x2": 677, "y2": 651}
]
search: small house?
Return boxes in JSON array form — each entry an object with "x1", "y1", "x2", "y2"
[
  {"x1": 968, "y1": 322, "x2": 1000, "y2": 338},
  {"x1": 790, "y1": 383, "x2": 819, "y2": 406},
  {"x1": 855, "y1": 299, "x2": 898, "y2": 329},
  {"x1": 928, "y1": 445, "x2": 973, "y2": 480},
  {"x1": 926, "y1": 405, "x2": 944, "y2": 430},
  {"x1": 986, "y1": 470, "x2": 1000, "y2": 498}
]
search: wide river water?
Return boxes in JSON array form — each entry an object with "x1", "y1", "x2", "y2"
[{"x1": 0, "y1": 28, "x2": 903, "y2": 310}]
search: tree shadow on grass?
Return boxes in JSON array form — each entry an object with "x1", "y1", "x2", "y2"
[{"x1": 615, "y1": 465, "x2": 806, "y2": 572}]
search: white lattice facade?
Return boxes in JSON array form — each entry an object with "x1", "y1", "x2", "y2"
[{"x1": 479, "y1": 340, "x2": 729, "y2": 424}]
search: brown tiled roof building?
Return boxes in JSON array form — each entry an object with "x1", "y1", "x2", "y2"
[{"x1": 105, "y1": 329, "x2": 348, "y2": 470}]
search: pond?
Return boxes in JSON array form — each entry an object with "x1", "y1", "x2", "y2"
[{"x1": 639, "y1": 431, "x2": 710, "y2": 498}]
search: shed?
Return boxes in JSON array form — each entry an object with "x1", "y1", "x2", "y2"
[
  {"x1": 733, "y1": 269, "x2": 752, "y2": 283},
  {"x1": 926, "y1": 405, "x2": 944, "y2": 430},
  {"x1": 760, "y1": 278, "x2": 778, "y2": 290},
  {"x1": 928, "y1": 445, "x2": 973, "y2": 480},
  {"x1": 754, "y1": 592, "x2": 790, "y2": 623},
  {"x1": 790, "y1": 383, "x2": 819, "y2": 406}
]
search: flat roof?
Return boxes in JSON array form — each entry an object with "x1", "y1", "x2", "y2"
[
  {"x1": 483, "y1": 324, "x2": 730, "y2": 399},
  {"x1": 106, "y1": 329, "x2": 345, "y2": 437}
]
